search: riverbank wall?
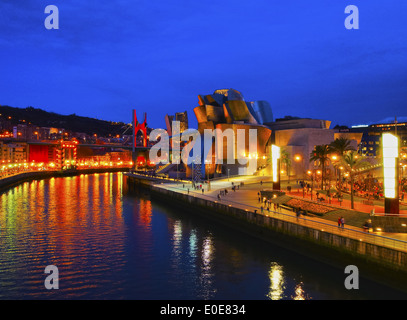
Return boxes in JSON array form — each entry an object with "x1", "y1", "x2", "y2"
[
  {"x1": 123, "y1": 174, "x2": 407, "y2": 292},
  {"x1": 0, "y1": 168, "x2": 129, "y2": 194}
]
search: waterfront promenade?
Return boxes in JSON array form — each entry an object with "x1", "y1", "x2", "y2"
[
  {"x1": 147, "y1": 174, "x2": 407, "y2": 253},
  {"x1": 0, "y1": 167, "x2": 131, "y2": 193}
]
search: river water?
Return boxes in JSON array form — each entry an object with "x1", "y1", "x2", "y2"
[{"x1": 0, "y1": 172, "x2": 405, "y2": 300}]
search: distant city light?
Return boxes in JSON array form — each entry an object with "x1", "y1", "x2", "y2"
[{"x1": 351, "y1": 125, "x2": 368, "y2": 128}]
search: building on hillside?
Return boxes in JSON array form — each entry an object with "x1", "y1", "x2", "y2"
[{"x1": 0, "y1": 141, "x2": 28, "y2": 163}]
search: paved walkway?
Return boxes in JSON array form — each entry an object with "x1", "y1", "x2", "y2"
[{"x1": 152, "y1": 176, "x2": 407, "y2": 252}]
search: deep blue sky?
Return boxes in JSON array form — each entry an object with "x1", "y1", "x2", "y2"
[{"x1": 1, "y1": 0, "x2": 406, "y2": 129}]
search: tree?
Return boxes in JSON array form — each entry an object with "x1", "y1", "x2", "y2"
[
  {"x1": 340, "y1": 151, "x2": 370, "y2": 209},
  {"x1": 310, "y1": 145, "x2": 330, "y2": 190},
  {"x1": 329, "y1": 137, "x2": 356, "y2": 155},
  {"x1": 328, "y1": 137, "x2": 356, "y2": 192},
  {"x1": 280, "y1": 148, "x2": 292, "y2": 183}
]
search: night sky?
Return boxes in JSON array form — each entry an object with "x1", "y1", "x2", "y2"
[{"x1": 0, "y1": 0, "x2": 406, "y2": 129}]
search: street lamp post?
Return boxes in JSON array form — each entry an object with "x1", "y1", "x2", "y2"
[
  {"x1": 294, "y1": 154, "x2": 304, "y2": 197},
  {"x1": 311, "y1": 172, "x2": 314, "y2": 201},
  {"x1": 191, "y1": 160, "x2": 194, "y2": 187},
  {"x1": 176, "y1": 154, "x2": 179, "y2": 183},
  {"x1": 205, "y1": 160, "x2": 211, "y2": 191},
  {"x1": 307, "y1": 170, "x2": 314, "y2": 201}
]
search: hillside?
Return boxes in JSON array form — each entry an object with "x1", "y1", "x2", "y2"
[{"x1": 0, "y1": 105, "x2": 130, "y2": 137}]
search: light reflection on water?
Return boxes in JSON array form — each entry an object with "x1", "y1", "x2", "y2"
[
  {"x1": 267, "y1": 262, "x2": 285, "y2": 300},
  {"x1": 0, "y1": 172, "x2": 405, "y2": 299}
]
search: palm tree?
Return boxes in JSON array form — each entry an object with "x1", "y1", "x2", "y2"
[
  {"x1": 310, "y1": 144, "x2": 330, "y2": 190},
  {"x1": 329, "y1": 137, "x2": 356, "y2": 155},
  {"x1": 328, "y1": 137, "x2": 356, "y2": 192},
  {"x1": 340, "y1": 151, "x2": 370, "y2": 209}
]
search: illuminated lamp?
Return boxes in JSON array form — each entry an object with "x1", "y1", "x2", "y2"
[{"x1": 382, "y1": 133, "x2": 399, "y2": 214}]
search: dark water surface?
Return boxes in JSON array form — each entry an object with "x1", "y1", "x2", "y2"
[{"x1": 0, "y1": 172, "x2": 405, "y2": 299}]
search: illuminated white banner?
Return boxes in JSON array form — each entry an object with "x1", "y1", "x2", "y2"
[
  {"x1": 382, "y1": 133, "x2": 398, "y2": 198},
  {"x1": 271, "y1": 145, "x2": 280, "y2": 183}
]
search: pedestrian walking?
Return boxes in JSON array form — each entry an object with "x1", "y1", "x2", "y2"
[
  {"x1": 363, "y1": 221, "x2": 369, "y2": 232},
  {"x1": 337, "y1": 217, "x2": 341, "y2": 228},
  {"x1": 340, "y1": 216, "x2": 345, "y2": 229},
  {"x1": 363, "y1": 219, "x2": 372, "y2": 232}
]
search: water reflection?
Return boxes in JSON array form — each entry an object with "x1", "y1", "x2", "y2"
[
  {"x1": 200, "y1": 235, "x2": 216, "y2": 299},
  {"x1": 189, "y1": 229, "x2": 198, "y2": 260},
  {"x1": 138, "y1": 199, "x2": 152, "y2": 227},
  {"x1": 292, "y1": 282, "x2": 308, "y2": 300},
  {"x1": 0, "y1": 172, "x2": 403, "y2": 299},
  {"x1": 171, "y1": 220, "x2": 183, "y2": 271},
  {"x1": 0, "y1": 172, "x2": 125, "y2": 299},
  {"x1": 267, "y1": 262, "x2": 285, "y2": 300}
]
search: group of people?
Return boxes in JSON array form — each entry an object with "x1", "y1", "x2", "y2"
[
  {"x1": 184, "y1": 182, "x2": 206, "y2": 194},
  {"x1": 337, "y1": 216, "x2": 345, "y2": 229},
  {"x1": 217, "y1": 188, "x2": 228, "y2": 200},
  {"x1": 217, "y1": 182, "x2": 242, "y2": 200},
  {"x1": 258, "y1": 192, "x2": 281, "y2": 213}
]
